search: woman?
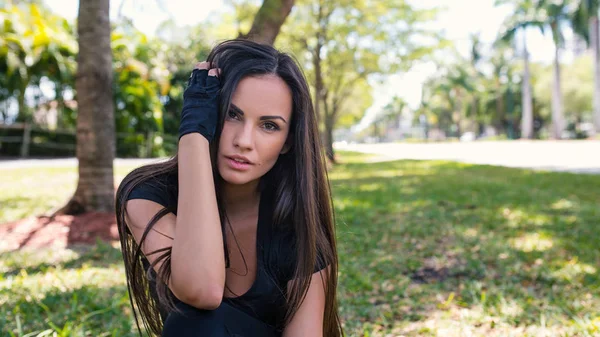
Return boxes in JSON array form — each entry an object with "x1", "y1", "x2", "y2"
[{"x1": 115, "y1": 39, "x2": 342, "y2": 336}]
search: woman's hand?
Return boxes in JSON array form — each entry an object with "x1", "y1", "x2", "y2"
[{"x1": 178, "y1": 62, "x2": 221, "y2": 143}]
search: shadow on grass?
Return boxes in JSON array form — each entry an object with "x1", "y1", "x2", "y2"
[
  {"x1": 331, "y1": 159, "x2": 600, "y2": 335},
  {"x1": 0, "y1": 196, "x2": 40, "y2": 225}
]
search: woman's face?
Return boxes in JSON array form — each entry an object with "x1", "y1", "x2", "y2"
[{"x1": 217, "y1": 74, "x2": 293, "y2": 186}]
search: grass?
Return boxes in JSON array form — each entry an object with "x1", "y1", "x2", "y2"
[
  {"x1": 0, "y1": 165, "x2": 141, "y2": 224},
  {"x1": 2, "y1": 151, "x2": 600, "y2": 336}
]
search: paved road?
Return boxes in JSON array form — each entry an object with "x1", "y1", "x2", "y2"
[
  {"x1": 1, "y1": 140, "x2": 599, "y2": 174},
  {"x1": 336, "y1": 140, "x2": 600, "y2": 174}
]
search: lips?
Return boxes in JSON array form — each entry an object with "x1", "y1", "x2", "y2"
[
  {"x1": 227, "y1": 158, "x2": 251, "y2": 170},
  {"x1": 226, "y1": 155, "x2": 253, "y2": 165}
]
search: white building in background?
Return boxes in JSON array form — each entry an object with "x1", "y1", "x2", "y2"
[{"x1": 32, "y1": 99, "x2": 77, "y2": 130}]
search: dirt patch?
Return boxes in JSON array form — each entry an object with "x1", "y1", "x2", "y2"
[
  {"x1": 409, "y1": 255, "x2": 485, "y2": 284},
  {"x1": 0, "y1": 212, "x2": 119, "y2": 252}
]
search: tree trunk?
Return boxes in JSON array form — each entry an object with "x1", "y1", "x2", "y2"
[
  {"x1": 55, "y1": 82, "x2": 66, "y2": 129},
  {"x1": 322, "y1": 92, "x2": 335, "y2": 162},
  {"x1": 521, "y1": 34, "x2": 534, "y2": 139},
  {"x1": 470, "y1": 97, "x2": 478, "y2": 134},
  {"x1": 324, "y1": 114, "x2": 335, "y2": 163},
  {"x1": 591, "y1": 15, "x2": 600, "y2": 135},
  {"x1": 313, "y1": 40, "x2": 323, "y2": 125},
  {"x1": 240, "y1": 0, "x2": 295, "y2": 45},
  {"x1": 551, "y1": 43, "x2": 563, "y2": 139},
  {"x1": 311, "y1": 1, "x2": 328, "y2": 147},
  {"x1": 60, "y1": 0, "x2": 115, "y2": 215},
  {"x1": 454, "y1": 89, "x2": 462, "y2": 137},
  {"x1": 16, "y1": 82, "x2": 28, "y2": 123},
  {"x1": 495, "y1": 81, "x2": 506, "y2": 135}
]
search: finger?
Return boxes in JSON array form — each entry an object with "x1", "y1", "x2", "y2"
[
  {"x1": 188, "y1": 69, "x2": 208, "y2": 87},
  {"x1": 206, "y1": 69, "x2": 220, "y2": 88},
  {"x1": 194, "y1": 61, "x2": 211, "y2": 70}
]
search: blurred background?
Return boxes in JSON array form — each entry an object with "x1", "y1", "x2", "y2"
[{"x1": 1, "y1": 0, "x2": 599, "y2": 336}]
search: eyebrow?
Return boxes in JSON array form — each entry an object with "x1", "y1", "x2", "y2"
[{"x1": 230, "y1": 103, "x2": 288, "y2": 124}]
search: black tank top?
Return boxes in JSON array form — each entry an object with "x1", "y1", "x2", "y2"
[{"x1": 125, "y1": 172, "x2": 326, "y2": 332}]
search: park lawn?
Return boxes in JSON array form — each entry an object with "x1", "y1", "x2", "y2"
[
  {"x1": 0, "y1": 165, "x2": 142, "y2": 224},
  {"x1": 1, "y1": 151, "x2": 600, "y2": 336}
]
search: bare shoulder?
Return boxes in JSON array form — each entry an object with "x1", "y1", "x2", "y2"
[{"x1": 124, "y1": 199, "x2": 176, "y2": 282}]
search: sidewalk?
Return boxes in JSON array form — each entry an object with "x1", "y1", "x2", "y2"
[{"x1": 336, "y1": 140, "x2": 600, "y2": 174}]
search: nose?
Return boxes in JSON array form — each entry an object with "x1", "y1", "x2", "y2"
[{"x1": 233, "y1": 123, "x2": 254, "y2": 151}]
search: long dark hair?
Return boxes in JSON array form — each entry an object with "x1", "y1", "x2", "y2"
[{"x1": 115, "y1": 39, "x2": 342, "y2": 336}]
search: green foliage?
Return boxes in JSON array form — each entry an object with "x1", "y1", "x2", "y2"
[
  {"x1": 271, "y1": 0, "x2": 445, "y2": 154},
  {"x1": 111, "y1": 28, "x2": 165, "y2": 135},
  {"x1": 571, "y1": 0, "x2": 600, "y2": 44},
  {"x1": 419, "y1": 39, "x2": 494, "y2": 137},
  {"x1": 496, "y1": 0, "x2": 546, "y2": 44},
  {"x1": 110, "y1": 21, "x2": 212, "y2": 157},
  {"x1": 0, "y1": 2, "x2": 77, "y2": 122},
  {"x1": 534, "y1": 54, "x2": 594, "y2": 121},
  {"x1": 0, "y1": 4, "x2": 213, "y2": 157},
  {"x1": 420, "y1": 0, "x2": 600, "y2": 141},
  {"x1": 217, "y1": 0, "x2": 262, "y2": 38}
]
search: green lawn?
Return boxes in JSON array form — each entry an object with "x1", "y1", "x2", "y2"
[
  {"x1": 1, "y1": 152, "x2": 600, "y2": 336},
  {"x1": 0, "y1": 165, "x2": 141, "y2": 224}
]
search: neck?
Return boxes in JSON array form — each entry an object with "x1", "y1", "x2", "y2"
[{"x1": 222, "y1": 178, "x2": 261, "y2": 216}]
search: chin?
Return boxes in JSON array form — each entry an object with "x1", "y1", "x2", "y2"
[
  {"x1": 220, "y1": 173, "x2": 255, "y2": 185},
  {"x1": 218, "y1": 166, "x2": 258, "y2": 185}
]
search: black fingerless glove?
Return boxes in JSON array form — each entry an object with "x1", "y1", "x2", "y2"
[{"x1": 178, "y1": 68, "x2": 220, "y2": 143}]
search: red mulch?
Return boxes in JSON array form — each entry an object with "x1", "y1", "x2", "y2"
[{"x1": 0, "y1": 212, "x2": 119, "y2": 252}]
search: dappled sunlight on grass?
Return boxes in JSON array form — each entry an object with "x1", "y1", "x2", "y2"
[
  {"x1": 358, "y1": 182, "x2": 384, "y2": 192},
  {"x1": 0, "y1": 241, "x2": 133, "y2": 335},
  {"x1": 551, "y1": 198, "x2": 578, "y2": 211},
  {"x1": 329, "y1": 168, "x2": 411, "y2": 180},
  {"x1": 334, "y1": 150, "x2": 376, "y2": 164},
  {"x1": 1, "y1": 266, "x2": 125, "y2": 305},
  {"x1": 500, "y1": 207, "x2": 552, "y2": 228},
  {"x1": 381, "y1": 305, "x2": 597, "y2": 337},
  {"x1": 329, "y1": 154, "x2": 600, "y2": 336},
  {"x1": 497, "y1": 298, "x2": 525, "y2": 318},
  {"x1": 0, "y1": 246, "x2": 81, "y2": 274},
  {"x1": 0, "y1": 165, "x2": 141, "y2": 224},
  {"x1": 551, "y1": 257, "x2": 597, "y2": 282},
  {"x1": 2, "y1": 153, "x2": 600, "y2": 336},
  {"x1": 509, "y1": 232, "x2": 554, "y2": 252}
]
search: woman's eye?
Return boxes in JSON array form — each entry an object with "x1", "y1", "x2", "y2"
[
  {"x1": 263, "y1": 122, "x2": 280, "y2": 131},
  {"x1": 227, "y1": 110, "x2": 239, "y2": 120}
]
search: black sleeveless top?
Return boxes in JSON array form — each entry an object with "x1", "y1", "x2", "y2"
[{"x1": 126, "y1": 172, "x2": 326, "y2": 332}]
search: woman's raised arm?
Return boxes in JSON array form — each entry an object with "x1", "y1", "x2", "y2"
[{"x1": 126, "y1": 64, "x2": 225, "y2": 310}]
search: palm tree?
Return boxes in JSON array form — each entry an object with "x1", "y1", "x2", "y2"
[
  {"x1": 572, "y1": 0, "x2": 600, "y2": 134},
  {"x1": 536, "y1": 0, "x2": 574, "y2": 139},
  {"x1": 489, "y1": 47, "x2": 513, "y2": 135},
  {"x1": 60, "y1": 0, "x2": 115, "y2": 214},
  {"x1": 422, "y1": 63, "x2": 476, "y2": 137},
  {"x1": 467, "y1": 33, "x2": 485, "y2": 135},
  {"x1": 376, "y1": 96, "x2": 407, "y2": 139},
  {"x1": 496, "y1": 0, "x2": 544, "y2": 139}
]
